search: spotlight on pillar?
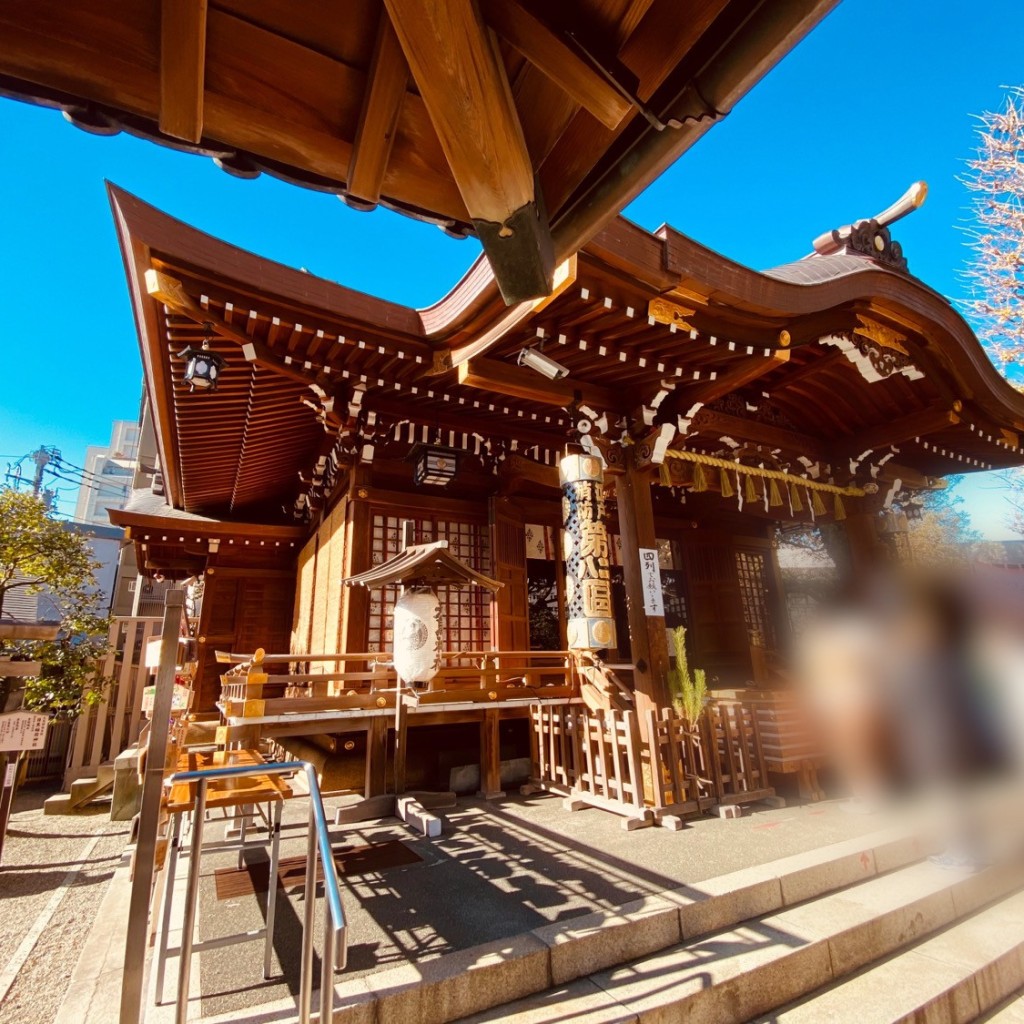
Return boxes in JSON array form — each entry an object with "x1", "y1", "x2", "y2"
[
  {"x1": 412, "y1": 444, "x2": 459, "y2": 487},
  {"x1": 517, "y1": 346, "x2": 569, "y2": 380},
  {"x1": 177, "y1": 330, "x2": 224, "y2": 392}
]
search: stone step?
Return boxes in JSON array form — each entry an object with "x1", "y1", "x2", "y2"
[
  {"x1": 322, "y1": 829, "x2": 944, "y2": 1024},
  {"x1": 68, "y1": 774, "x2": 115, "y2": 809},
  {"x1": 983, "y1": 991, "x2": 1024, "y2": 1022},
  {"x1": 453, "y1": 857, "x2": 1024, "y2": 1024},
  {"x1": 42, "y1": 793, "x2": 75, "y2": 816},
  {"x1": 755, "y1": 889, "x2": 1024, "y2": 1024},
  {"x1": 187, "y1": 825, "x2": 935, "y2": 1024}
]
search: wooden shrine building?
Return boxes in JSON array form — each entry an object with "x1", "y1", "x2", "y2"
[{"x1": 105, "y1": 182, "x2": 1024, "y2": 814}]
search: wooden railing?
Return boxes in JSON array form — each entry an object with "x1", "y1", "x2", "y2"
[{"x1": 217, "y1": 648, "x2": 577, "y2": 717}]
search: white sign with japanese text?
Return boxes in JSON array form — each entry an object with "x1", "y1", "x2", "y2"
[
  {"x1": 639, "y1": 548, "x2": 664, "y2": 617},
  {"x1": 0, "y1": 711, "x2": 49, "y2": 753}
]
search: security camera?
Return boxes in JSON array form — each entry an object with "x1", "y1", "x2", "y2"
[{"x1": 517, "y1": 347, "x2": 569, "y2": 380}]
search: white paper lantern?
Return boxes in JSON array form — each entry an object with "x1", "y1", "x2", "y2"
[{"x1": 393, "y1": 589, "x2": 441, "y2": 683}]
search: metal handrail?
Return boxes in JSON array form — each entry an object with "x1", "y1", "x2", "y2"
[{"x1": 165, "y1": 760, "x2": 347, "y2": 1024}]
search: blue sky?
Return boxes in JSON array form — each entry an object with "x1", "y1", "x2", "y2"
[{"x1": 0, "y1": 0, "x2": 1021, "y2": 536}]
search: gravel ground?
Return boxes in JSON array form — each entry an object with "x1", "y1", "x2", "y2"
[{"x1": 0, "y1": 781, "x2": 130, "y2": 1024}]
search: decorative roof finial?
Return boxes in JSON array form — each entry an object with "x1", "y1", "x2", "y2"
[{"x1": 811, "y1": 181, "x2": 928, "y2": 272}]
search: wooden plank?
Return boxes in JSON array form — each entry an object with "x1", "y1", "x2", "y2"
[
  {"x1": 347, "y1": 12, "x2": 408, "y2": 204},
  {"x1": 160, "y1": 0, "x2": 207, "y2": 143},
  {"x1": 382, "y1": 0, "x2": 553, "y2": 301},
  {"x1": 481, "y1": 0, "x2": 632, "y2": 130}
]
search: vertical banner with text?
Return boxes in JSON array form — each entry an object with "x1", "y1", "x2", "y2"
[{"x1": 560, "y1": 452, "x2": 617, "y2": 651}]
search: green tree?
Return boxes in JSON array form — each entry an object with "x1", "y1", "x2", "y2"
[
  {"x1": 667, "y1": 626, "x2": 707, "y2": 728},
  {"x1": 0, "y1": 489, "x2": 111, "y2": 718}
]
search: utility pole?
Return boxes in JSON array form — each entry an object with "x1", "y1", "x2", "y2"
[{"x1": 29, "y1": 446, "x2": 58, "y2": 497}]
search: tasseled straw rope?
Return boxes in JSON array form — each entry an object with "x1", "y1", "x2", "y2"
[{"x1": 660, "y1": 449, "x2": 865, "y2": 499}]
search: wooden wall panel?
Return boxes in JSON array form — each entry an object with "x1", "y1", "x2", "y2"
[
  {"x1": 309, "y1": 521, "x2": 331, "y2": 659},
  {"x1": 291, "y1": 533, "x2": 318, "y2": 654},
  {"x1": 322, "y1": 497, "x2": 349, "y2": 658}
]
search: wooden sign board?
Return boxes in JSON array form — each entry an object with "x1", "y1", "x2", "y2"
[
  {"x1": 639, "y1": 548, "x2": 664, "y2": 617},
  {"x1": 0, "y1": 711, "x2": 49, "y2": 752}
]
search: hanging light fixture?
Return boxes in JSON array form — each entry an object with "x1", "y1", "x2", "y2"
[
  {"x1": 411, "y1": 442, "x2": 459, "y2": 487},
  {"x1": 178, "y1": 326, "x2": 225, "y2": 391}
]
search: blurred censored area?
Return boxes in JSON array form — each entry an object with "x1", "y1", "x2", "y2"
[{"x1": 792, "y1": 562, "x2": 1024, "y2": 813}]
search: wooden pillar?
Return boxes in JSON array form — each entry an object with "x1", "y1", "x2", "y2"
[
  {"x1": 615, "y1": 458, "x2": 671, "y2": 721},
  {"x1": 478, "y1": 708, "x2": 504, "y2": 800},
  {"x1": 843, "y1": 512, "x2": 883, "y2": 579},
  {"x1": 393, "y1": 697, "x2": 408, "y2": 796},
  {"x1": 340, "y1": 470, "x2": 372, "y2": 656},
  {"x1": 365, "y1": 716, "x2": 388, "y2": 798}
]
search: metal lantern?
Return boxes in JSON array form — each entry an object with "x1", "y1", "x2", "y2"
[
  {"x1": 412, "y1": 444, "x2": 459, "y2": 487},
  {"x1": 177, "y1": 339, "x2": 224, "y2": 391}
]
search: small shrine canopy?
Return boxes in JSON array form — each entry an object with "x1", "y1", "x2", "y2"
[
  {"x1": 342, "y1": 541, "x2": 502, "y2": 592},
  {"x1": 0, "y1": 0, "x2": 837, "y2": 302}
]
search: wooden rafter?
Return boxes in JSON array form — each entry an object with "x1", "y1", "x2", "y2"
[
  {"x1": 841, "y1": 405, "x2": 961, "y2": 456},
  {"x1": 481, "y1": 0, "x2": 634, "y2": 130},
  {"x1": 347, "y1": 13, "x2": 409, "y2": 206},
  {"x1": 383, "y1": 0, "x2": 553, "y2": 303},
  {"x1": 160, "y1": 0, "x2": 208, "y2": 143},
  {"x1": 657, "y1": 351, "x2": 790, "y2": 423}
]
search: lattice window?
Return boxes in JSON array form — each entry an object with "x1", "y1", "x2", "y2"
[
  {"x1": 734, "y1": 549, "x2": 776, "y2": 649},
  {"x1": 367, "y1": 514, "x2": 491, "y2": 654}
]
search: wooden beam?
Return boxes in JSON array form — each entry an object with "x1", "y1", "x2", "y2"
[
  {"x1": 771, "y1": 348, "x2": 846, "y2": 392},
  {"x1": 658, "y1": 352, "x2": 790, "y2": 423},
  {"x1": 347, "y1": 13, "x2": 408, "y2": 205},
  {"x1": 481, "y1": 0, "x2": 633, "y2": 130},
  {"x1": 363, "y1": 394, "x2": 563, "y2": 452},
  {"x1": 840, "y1": 406, "x2": 961, "y2": 457},
  {"x1": 688, "y1": 408, "x2": 826, "y2": 460},
  {"x1": 383, "y1": 0, "x2": 553, "y2": 303},
  {"x1": 458, "y1": 355, "x2": 617, "y2": 411},
  {"x1": 160, "y1": 0, "x2": 208, "y2": 143}
]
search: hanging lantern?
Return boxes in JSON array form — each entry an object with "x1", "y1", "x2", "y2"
[
  {"x1": 177, "y1": 335, "x2": 224, "y2": 392},
  {"x1": 412, "y1": 444, "x2": 459, "y2": 487},
  {"x1": 393, "y1": 588, "x2": 441, "y2": 683}
]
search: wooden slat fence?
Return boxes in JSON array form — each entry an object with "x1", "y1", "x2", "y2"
[
  {"x1": 527, "y1": 699, "x2": 775, "y2": 830},
  {"x1": 64, "y1": 616, "x2": 163, "y2": 788},
  {"x1": 644, "y1": 708, "x2": 716, "y2": 827},
  {"x1": 525, "y1": 703, "x2": 651, "y2": 828},
  {"x1": 705, "y1": 699, "x2": 774, "y2": 806}
]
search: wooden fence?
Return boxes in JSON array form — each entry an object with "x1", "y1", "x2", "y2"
[
  {"x1": 644, "y1": 708, "x2": 716, "y2": 827},
  {"x1": 526, "y1": 703, "x2": 651, "y2": 828},
  {"x1": 527, "y1": 697, "x2": 775, "y2": 830},
  {"x1": 24, "y1": 719, "x2": 73, "y2": 781},
  {"x1": 64, "y1": 616, "x2": 162, "y2": 787}
]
